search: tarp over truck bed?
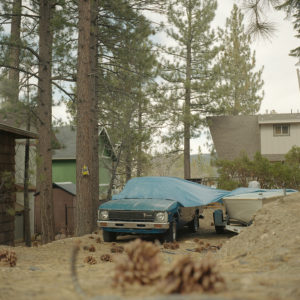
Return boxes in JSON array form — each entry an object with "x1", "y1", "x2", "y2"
[{"x1": 112, "y1": 176, "x2": 229, "y2": 207}]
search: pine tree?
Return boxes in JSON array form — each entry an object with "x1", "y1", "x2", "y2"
[
  {"x1": 37, "y1": 0, "x2": 55, "y2": 243},
  {"x1": 75, "y1": 0, "x2": 98, "y2": 235},
  {"x1": 160, "y1": 0, "x2": 218, "y2": 179},
  {"x1": 215, "y1": 4, "x2": 264, "y2": 116},
  {"x1": 96, "y1": 0, "x2": 158, "y2": 186}
]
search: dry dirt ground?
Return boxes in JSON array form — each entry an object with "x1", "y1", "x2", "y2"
[{"x1": 1, "y1": 193, "x2": 300, "y2": 300}]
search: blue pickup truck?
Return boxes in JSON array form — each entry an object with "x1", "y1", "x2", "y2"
[{"x1": 97, "y1": 176, "x2": 228, "y2": 242}]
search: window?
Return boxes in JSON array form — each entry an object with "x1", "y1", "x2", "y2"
[{"x1": 273, "y1": 124, "x2": 290, "y2": 136}]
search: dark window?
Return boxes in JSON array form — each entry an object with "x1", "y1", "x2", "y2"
[{"x1": 273, "y1": 124, "x2": 290, "y2": 136}]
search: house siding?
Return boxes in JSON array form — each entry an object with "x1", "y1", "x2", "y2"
[
  {"x1": 53, "y1": 156, "x2": 112, "y2": 199},
  {"x1": 260, "y1": 123, "x2": 300, "y2": 155},
  {"x1": 35, "y1": 187, "x2": 75, "y2": 235},
  {"x1": 0, "y1": 132, "x2": 15, "y2": 245},
  {"x1": 15, "y1": 140, "x2": 36, "y2": 186},
  {"x1": 52, "y1": 160, "x2": 76, "y2": 183}
]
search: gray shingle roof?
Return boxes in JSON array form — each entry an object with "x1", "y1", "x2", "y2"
[
  {"x1": 258, "y1": 113, "x2": 300, "y2": 124},
  {"x1": 0, "y1": 122, "x2": 38, "y2": 139},
  {"x1": 53, "y1": 182, "x2": 76, "y2": 196},
  {"x1": 52, "y1": 126, "x2": 77, "y2": 159},
  {"x1": 207, "y1": 115, "x2": 260, "y2": 160},
  {"x1": 52, "y1": 126, "x2": 116, "y2": 160}
]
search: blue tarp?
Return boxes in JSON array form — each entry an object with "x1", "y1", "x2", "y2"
[
  {"x1": 227, "y1": 187, "x2": 297, "y2": 197},
  {"x1": 112, "y1": 176, "x2": 298, "y2": 208},
  {"x1": 112, "y1": 176, "x2": 229, "y2": 207}
]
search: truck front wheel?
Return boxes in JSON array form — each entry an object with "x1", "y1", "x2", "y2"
[
  {"x1": 103, "y1": 230, "x2": 117, "y2": 242},
  {"x1": 163, "y1": 220, "x2": 177, "y2": 242}
]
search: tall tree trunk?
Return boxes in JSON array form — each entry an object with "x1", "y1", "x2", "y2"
[
  {"x1": 125, "y1": 144, "x2": 132, "y2": 182},
  {"x1": 136, "y1": 99, "x2": 142, "y2": 177},
  {"x1": 24, "y1": 78, "x2": 31, "y2": 247},
  {"x1": 8, "y1": 0, "x2": 21, "y2": 103},
  {"x1": 91, "y1": 0, "x2": 99, "y2": 230},
  {"x1": 24, "y1": 129, "x2": 31, "y2": 246},
  {"x1": 37, "y1": 0, "x2": 55, "y2": 244},
  {"x1": 76, "y1": 0, "x2": 98, "y2": 235},
  {"x1": 107, "y1": 143, "x2": 123, "y2": 201},
  {"x1": 184, "y1": 1, "x2": 192, "y2": 180}
]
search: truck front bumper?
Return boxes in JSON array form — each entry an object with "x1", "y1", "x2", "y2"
[{"x1": 97, "y1": 220, "x2": 169, "y2": 230}]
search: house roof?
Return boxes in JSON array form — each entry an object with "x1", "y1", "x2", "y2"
[
  {"x1": 0, "y1": 122, "x2": 38, "y2": 139},
  {"x1": 52, "y1": 126, "x2": 77, "y2": 159},
  {"x1": 52, "y1": 126, "x2": 116, "y2": 160},
  {"x1": 207, "y1": 115, "x2": 260, "y2": 161},
  {"x1": 53, "y1": 182, "x2": 76, "y2": 196},
  {"x1": 258, "y1": 113, "x2": 300, "y2": 124}
]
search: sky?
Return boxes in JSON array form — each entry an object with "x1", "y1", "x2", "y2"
[
  {"x1": 191, "y1": 0, "x2": 300, "y2": 153},
  {"x1": 52, "y1": 0, "x2": 300, "y2": 154}
]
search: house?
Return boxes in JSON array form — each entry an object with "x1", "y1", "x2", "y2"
[
  {"x1": 0, "y1": 122, "x2": 37, "y2": 245},
  {"x1": 35, "y1": 182, "x2": 76, "y2": 235},
  {"x1": 0, "y1": 112, "x2": 37, "y2": 242},
  {"x1": 207, "y1": 113, "x2": 300, "y2": 162},
  {"x1": 52, "y1": 126, "x2": 116, "y2": 199}
]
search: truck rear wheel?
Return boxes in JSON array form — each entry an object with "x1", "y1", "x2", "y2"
[
  {"x1": 103, "y1": 230, "x2": 117, "y2": 242},
  {"x1": 189, "y1": 212, "x2": 199, "y2": 233}
]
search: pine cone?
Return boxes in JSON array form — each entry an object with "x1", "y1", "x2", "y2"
[
  {"x1": 161, "y1": 255, "x2": 225, "y2": 294},
  {"x1": 163, "y1": 242, "x2": 180, "y2": 250},
  {"x1": 101, "y1": 254, "x2": 113, "y2": 262},
  {"x1": 89, "y1": 236, "x2": 95, "y2": 239},
  {"x1": 89, "y1": 245, "x2": 96, "y2": 252},
  {"x1": 114, "y1": 239, "x2": 162, "y2": 287},
  {"x1": 0, "y1": 250, "x2": 17, "y2": 267},
  {"x1": 84, "y1": 256, "x2": 97, "y2": 264},
  {"x1": 195, "y1": 246, "x2": 205, "y2": 253},
  {"x1": 111, "y1": 245, "x2": 124, "y2": 253},
  {"x1": 96, "y1": 237, "x2": 101, "y2": 244}
]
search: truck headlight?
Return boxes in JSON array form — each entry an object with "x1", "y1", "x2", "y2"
[
  {"x1": 99, "y1": 210, "x2": 109, "y2": 220},
  {"x1": 155, "y1": 212, "x2": 168, "y2": 223}
]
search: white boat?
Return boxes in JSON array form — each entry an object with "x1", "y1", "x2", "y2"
[{"x1": 222, "y1": 191, "x2": 292, "y2": 224}]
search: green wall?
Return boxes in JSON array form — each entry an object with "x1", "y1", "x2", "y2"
[
  {"x1": 52, "y1": 157, "x2": 113, "y2": 200},
  {"x1": 52, "y1": 134, "x2": 115, "y2": 200},
  {"x1": 52, "y1": 160, "x2": 76, "y2": 183}
]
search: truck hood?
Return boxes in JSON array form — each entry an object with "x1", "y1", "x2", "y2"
[{"x1": 99, "y1": 198, "x2": 179, "y2": 211}]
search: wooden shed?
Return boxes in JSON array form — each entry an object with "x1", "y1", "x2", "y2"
[
  {"x1": 0, "y1": 122, "x2": 37, "y2": 245},
  {"x1": 35, "y1": 182, "x2": 76, "y2": 235}
]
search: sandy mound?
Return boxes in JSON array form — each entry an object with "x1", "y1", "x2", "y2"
[
  {"x1": 216, "y1": 192, "x2": 300, "y2": 300},
  {"x1": 219, "y1": 192, "x2": 300, "y2": 260}
]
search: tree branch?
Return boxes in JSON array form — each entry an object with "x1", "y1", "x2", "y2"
[
  {"x1": 0, "y1": 41, "x2": 40, "y2": 60},
  {"x1": 0, "y1": 64, "x2": 39, "y2": 79}
]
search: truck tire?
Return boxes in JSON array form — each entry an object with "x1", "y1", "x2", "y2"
[
  {"x1": 163, "y1": 220, "x2": 177, "y2": 242},
  {"x1": 215, "y1": 226, "x2": 225, "y2": 234},
  {"x1": 213, "y1": 209, "x2": 225, "y2": 234},
  {"x1": 103, "y1": 230, "x2": 117, "y2": 242},
  {"x1": 189, "y1": 212, "x2": 199, "y2": 233}
]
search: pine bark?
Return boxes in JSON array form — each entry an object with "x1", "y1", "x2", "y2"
[
  {"x1": 91, "y1": 0, "x2": 99, "y2": 230},
  {"x1": 136, "y1": 100, "x2": 142, "y2": 177},
  {"x1": 183, "y1": 1, "x2": 192, "y2": 180},
  {"x1": 8, "y1": 0, "x2": 21, "y2": 103},
  {"x1": 76, "y1": 0, "x2": 98, "y2": 235},
  {"x1": 125, "y1": 145, "x2": 132, "y2": 182},
  {"x1": 37, "y1": 0, "x2": 55, "y2": 244},
  {"x1": 23, "y1": 106, "x2": 31, "y2": 247}
]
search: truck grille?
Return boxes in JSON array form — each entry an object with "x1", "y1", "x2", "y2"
[{"x1": 108, "y1": 210, "x2": 155, "y2": 222}]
